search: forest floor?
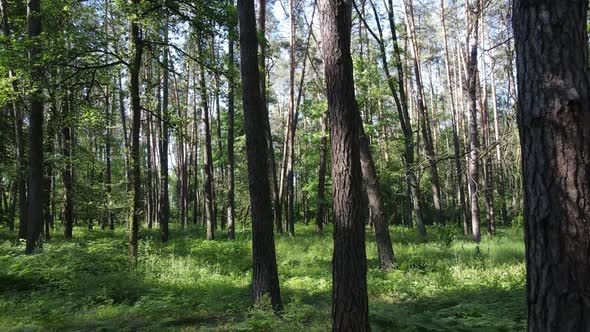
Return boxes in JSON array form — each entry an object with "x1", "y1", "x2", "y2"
[{"x1": 0, "y1": 223, "x2": 526, "y2": 331}]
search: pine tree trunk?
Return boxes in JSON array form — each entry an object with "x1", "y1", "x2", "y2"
[
  {"x1": 466, "y1": 0, "x2": 481, "y2": 243},
  {"x1": 256, "y1": 0, "x2": 282, "y2": 235},
  {"x1": 315, "y1": 111, "x2": 328, "y2": 234},
  {"x1": 478, "y1": 16, "x2": 495, "y2": 236},
  {"x1": 319, "y1": 0, "x2": 369, "y2": 329},
  {"x1": 490, "y1": 66, "x2": 508, "y2": 225},
  {"x1": 159, "y1": 23, "x2": 170, "y2": 242},
  {"x1": 227, "y1": 10, "x2": 236, "y2": 240},
  {"x1": 198, "y1": 36, "x2": 215, "y2": 241},
  {"x1": 514, "y1": 1, "x2": 590, "y2": 330},
  {"x1": 128, "y1": 0, "x2": 143, "y2": 261},
  {"x1": 237, "y1": 0, "x2": 283, "y2": 310},
  {"x1": 1, "y1": 0, "x2": 25, "y2": 235},
  {"x1": 403, "y1": 0, "x2": 444, "y2": 225},
  {"x1": 357, "y1": 114, "x2": 395, "y2": 270},
  {"x1": 441, "y1": 0, "x2": 469, "y2": 232},
  {"x1": 25, "y1": 0, "x2": 44, "y2": 254}
]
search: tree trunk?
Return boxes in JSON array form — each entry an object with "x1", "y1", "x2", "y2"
[
  {"x1": 63, "y1": 92, "x2": 74, "y2": 239},
  {"x1": 198, "y1": 36, "x2": 215, "y2": 241},
  {"x1": 237, "y1": 0, "x2": 283, "y2": 310},
  {"x1": 315, "y1": 111, "x2": 328, "y2": 234},
  {"x1": 1, "y1": 0, "x2": 28, "y2": 239},
  {"x1": 441, "y1": 0, "x2": 469, "y2": 233},
  {"x1": 514, "y1": 1, "x2": 590, "y2": 330},
  {"x1": 319, "y1": 0, "x2": 369, "y2": 329},
  {"x1": 227, "y1": 10, "x2": 236, "y2": 240},
  {"x1": 128, "y1": 0, "x2": 143, "y2": 261},
  {"x1": 159, "y1": 23, "x2": 170, "y2": 242},
  {"x1": 359, "y1": 0, "x2": 425, "y2": 236},
  {"x1": 43, "y1": 111, "x2": 55, "y2": 241},
  {"x1": 357, "y1": 113, "x2": 395, "y2": 270},
  {"x1": 256, "y1": 0, "x2": 282, "y2": 235},
  {"x1": 25, "y1": 0, "x2": 43, "y2": 254},
  {"x1": 490, "y1": 64, "x2": 508, "y2": 225},
  {"x1": 466, "y1": 0, "x2": 481, "y2": 243},
  {"x1": 478, "y1": 16, "x2": 495, "y2": 236},
  {"x1": 402, "y1": 0, "x2": 444, "y2": 225}
]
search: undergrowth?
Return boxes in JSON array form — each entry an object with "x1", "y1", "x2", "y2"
[{"x1": 0, "y1": 223, "x2": 525, "y2": 331}]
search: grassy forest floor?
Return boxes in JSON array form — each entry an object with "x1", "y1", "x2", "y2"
[{"x1": 0, "y1": 223, "x2": 526, "y2": 331}]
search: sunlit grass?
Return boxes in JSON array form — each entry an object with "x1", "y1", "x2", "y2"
[{"x1": 0, "y1": 222, "x2": 525, "y2": 331}]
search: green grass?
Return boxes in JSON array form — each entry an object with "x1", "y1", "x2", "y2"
[{"x1": 0, "y1": 223, "x2": 526, "y2": 331}]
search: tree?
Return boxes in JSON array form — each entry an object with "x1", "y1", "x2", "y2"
[
  {"x1": 466, "y1": 0, "x2": 481, "y2": 243},
  {"x1": 402, "y1": 0, "x2": 444, "y2": 225},
  {"x1": 63, "y1": 93, "x2": 74, "y2": 239},
  {"x1": 237, "y1": 0, "x2": 282, "y2": 310},
  {"x1": 25, "y1": 0, "x2": 43, "y2": 254},
  {"x1": 355, "y1": 0, "x2": 426, "y2": 236},
  {"x1": 128, "y1": 0, "x2": 143, "y2": 261},
  {"x1": 227, "y1": 4, "x2": 236, "y2": 240},
  {"x1": 513, "y1": 0, "x2": 590, "y2": 330},
  {"x1": 319, "y1": 0, "x2": 369, "y2": 328},
  {"x1": 256, "y1": 0, "x2": 282, "y2": 235},
  {"x1": 0, "y1": 0, "x2": 26, "y2": 237},
  {"x1": 357, "y1": 114, "x2": 395, "y2": 270},
  {"x1": 160, "y1": 22, "x2": 170, "y2": 243},
  {"x1": 315, "y1": 111, "x2": 328, "y2": 233},
  {"x1": 198, "y1": 35, "x2": 215, "y2": 241},
  {"x1": 440, "y1": 0, "x2": 469, "y2": 234}
]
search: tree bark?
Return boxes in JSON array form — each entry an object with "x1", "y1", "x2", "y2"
[
  {"x1": 441, "y1": 0, "x2": 469, "y2": 233},
  {"x1": 237, "y1": 0, "x2": 283, "y2": 310},
  {"x1": 256, "y1": 0, "x2": 282, "y2": 235},
  {"x1": 513, "y1": 1, "x2": 590, "y2": 330},
  {"x1": 478, "y1": 16, "x2": 495, "y2": 236},
  {"x1": 358, "y1": 0, "x2": 425, "y2": 236},
  {"x1": 128, "y1": 0, "x2": 143, "y2": 261},
  {"x1": 198, "y1": 36, "x2": 215, "y2": 241},
  {"x1": 315, "y1": 111, "x2": 328, "y2": 234},
  {"x1": 319, "y1": 0, "x2": 369, "y2": 329},
  {"x1": 1, "y1": 0, "x2": 28, "y2": 239},
  {"x1": 357, "y1": 113, "x2": 395, "y2": 270},
  {"x1": 160, "y1": 22, "x2": 170, "y2": 242},
  {"x1": 227, "y1": 9, "x2": 236, "y2": 240},
  {"x1": 25, "y1": 0, "x2": 43, "y2": 254},
  {"x1": 466, "y1": 0, "x2": 481, "y2": 243},
  {"x1": 490, "y1": 63, "x2": 508, "y2": 225},
  {"x1": 63, "y1": 93, "x2": 74, "y2": 239},
  {"x1": 402, "y1": 0, "x2": 444, "y2": 225}
]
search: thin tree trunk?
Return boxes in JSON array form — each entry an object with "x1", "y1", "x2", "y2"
[
  {"x1": 441, "y1": 0, "x2": 469, "y2": 233},
  {"x1": 358, "y1": 0, "x2": 425, "y2": 236},
  {"x1": 357, "y1": 113, "x2": 395, "y2": 270},
  {"x1": 25, "y1": 0, "x2": 44, "y2": 254},
  {"x1": 490, "y1": 62, "x2": 507, "y2": 225},
  {"x1": 479, "y1": 15, "x2": 495, "y2": 236},
  {"x1": 402, "y1": 0, "x2": 444, "y2": 225},
  {"x1": 160, "y1": 22, "x2": 170, "y2": 242},
  {"x1": 227, "y1": 9, "x2": 236, "y2": 240},
  {"x1": 256, "y1": 0, "x2": 282, "y2": 235},
  {"x1": 315, "y1": 111, "x2": 328, "y2": 234},
  {"x1": 63, "y1": 93, "x2": 74, "y2": 239},
  {"x1": 198, "y1": 36, "x2": 215, "y2": 241},
  {"x1": 466, "y1": 0, "x2": 481, "y2": 243},
  {"x1": 1, "y1": 0, "x2": 27, "y2": 238},
  {"x1": 128, "y1": 0, "x2": 143, "y2": 261}
]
